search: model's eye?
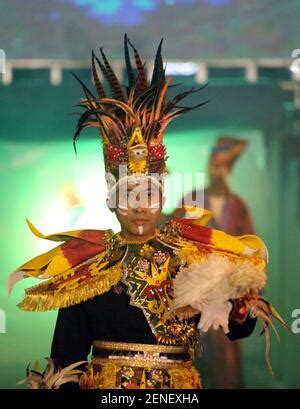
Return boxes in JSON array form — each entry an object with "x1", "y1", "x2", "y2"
[{"x1": 118, "y1": 191, "x2": 130, "y2": 202}]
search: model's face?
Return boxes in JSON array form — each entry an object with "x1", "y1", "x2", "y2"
[
  {"x1": 114, "y1": 179, "x2": 163, "y2": 239},
  {"x1": 208, "y1": 158, "x2": 229, "y2": 185}
]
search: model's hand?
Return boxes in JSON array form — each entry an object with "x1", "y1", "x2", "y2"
[{"x1": 197, "y1": 301, "x2": 232, "y2": 334}]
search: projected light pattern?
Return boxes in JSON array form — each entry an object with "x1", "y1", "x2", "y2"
[
  {"x1": 71, "y1": 0, "x2": 203, "y2": 25},
  {"x1": 1, "y1": 0, "x2": 298, "y2": 59}
]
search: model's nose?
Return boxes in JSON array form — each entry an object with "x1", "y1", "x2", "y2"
[{"x1": 135, "y1": 205, "x2": 147, "y2": 213}]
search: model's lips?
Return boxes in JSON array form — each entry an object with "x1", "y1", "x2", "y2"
[{"x1": 133, "y1": 219, "x2": 149, "y2": 225}]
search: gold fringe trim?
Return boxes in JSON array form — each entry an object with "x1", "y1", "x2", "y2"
[
  {"x1": 168, "y1": 366, "x2": 202, "y2": 389},
  {"x1": 18, "y1": 262, "x2": 123, "y2": 312},
  {"x1": 97, "y1": 363, "x2": 120, "y2": 389},
  {"x1": 80, "y1": 363, "x2": 119, "y2": 389},
  {"x1": 79, "y1": 367, "x2": 101, "y2": 389}
]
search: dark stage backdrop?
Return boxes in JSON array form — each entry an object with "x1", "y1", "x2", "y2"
[{"x1": 0, "y1": 0, "x2": 299, "y2": 60}]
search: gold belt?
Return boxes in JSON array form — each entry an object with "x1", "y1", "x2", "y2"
[{"x1": 92, "y1": 340, "x2": 192, "y2": 369}]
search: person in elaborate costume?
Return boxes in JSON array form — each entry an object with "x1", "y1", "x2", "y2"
[
  {"x1": 162, "y1": 137, "x2": 255, "y2": 388},
  {"x1": 8, "y1": 36, "x2": 287, "y2": 390}
]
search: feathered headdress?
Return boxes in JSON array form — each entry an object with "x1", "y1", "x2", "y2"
[{"x1": 72, "y1": 34, "x2": 207, "y2": 190}]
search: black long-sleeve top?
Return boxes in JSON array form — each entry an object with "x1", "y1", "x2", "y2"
[{"x1": 51, "y1": 286, "x2": 257, "y2": 370}]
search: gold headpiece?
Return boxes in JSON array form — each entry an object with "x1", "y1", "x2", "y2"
[{"x1": 72, "y1": 34, "x2": 207, "y2": 190}]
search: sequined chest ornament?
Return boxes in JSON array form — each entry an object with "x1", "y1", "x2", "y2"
[{"x1": 119, "y1": 239, "x2": 200, "y2": 352}]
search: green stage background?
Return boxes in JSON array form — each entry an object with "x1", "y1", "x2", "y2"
[{"x1": 0, "y1": 73, "x2": 299, "y2": 388}]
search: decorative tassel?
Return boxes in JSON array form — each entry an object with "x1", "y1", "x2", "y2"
[{"x1": 244, "y1": 296, "x2": 291, "y2": 376}]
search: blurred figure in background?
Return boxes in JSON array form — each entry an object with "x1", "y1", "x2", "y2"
[{"x1": 161, "y1": 136, "x2": 254, "y2": 388}]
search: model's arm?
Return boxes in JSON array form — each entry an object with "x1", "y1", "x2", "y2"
[
  {"x1": 227, "y1": 315, "x2": 257, "y2": 340},
  {"x1": 226, "y1": 298, "x2": 257, "y2": 341},
  {"x1": 51, "y1": 303, "x2": 92, "y2": 388}
]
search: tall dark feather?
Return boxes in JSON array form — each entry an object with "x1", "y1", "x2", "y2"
[
  {"x1": 124, "y1": 34, "x2": 135, "y2": 91},
  {"x1": 100, "y1": 48, "x2": 125, "y2": 101},
  {"x1": 163, "y1": 83, "x2": 208, "y2": 114},
  {"x1": 151, "y1": 38, "x2": 164, "y2": 89},
  {"x1": 91, "y1": 50, "x2": 106, "y2": 99},
  {"x1": 127, "y1": 38, "x2": 148, "y2": 92},
  {"x1": 73, "y1": 108, "x2": 117, "y2": 154},
  {"x1": 71, "y1": 71, "x2": 97, "y2": 101}
]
